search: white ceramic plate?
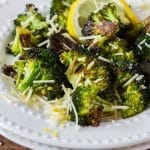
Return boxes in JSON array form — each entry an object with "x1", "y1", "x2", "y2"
[
  {"x1": 0, "y1": 126, "x2": 64, "y2": 150},
  {"x1": 0, "y1": 0, "x2": 150, "y2": 149}
]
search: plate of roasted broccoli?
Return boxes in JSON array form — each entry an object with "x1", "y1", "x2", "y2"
[{"x1": 0, "y1": 0, "x2": 150, "y2": 149}]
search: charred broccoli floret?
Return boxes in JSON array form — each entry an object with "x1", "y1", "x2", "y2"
[
  {"x1": 71, "y1": 85, "x2": 102, "y2": 126},
  {"x1": 50, "y1": 0, "x2": 75, "y2": 30},
  {"x1": 60, "y1": 49, "x2": 109, "y2": 90},
  {"x1": 50, "y1": 32, "x2": 81, "y2": 53},
  {"x1": 82, "y1": 3, "x2": 131, "y2": 49},
  {"x1": 82, "y1": 3, "x2": 130, "y2": 36},
  {"x1": 71, "y1": 85, "x2": 115, "y2": 126},
  {"x1": 121, "y1": 82, "x2": 144, "y2": 118},
  {"x1": 127, "y1": 17, "x2": 150, "y2": 62},
  {"x1": 14, "y1": 59, "x2": 63, "y2": 99},
  {"x1": 13, "y1": 4, "x2": 48, "y2": 46}
]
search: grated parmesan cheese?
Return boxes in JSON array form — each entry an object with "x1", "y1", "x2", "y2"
[
  {"x1": 77, "y1": 57, "x2": 86, "y2": 62},
  {"x1": 25, "y1": 88, "x2": 33, "y2": 102},
  {"x1": 123, "y1": 74, "x2": 139, "y2": 88},
  {"x1": 21, "y1": 16, "x2": 35, "y2": 28},
  {"x1": 62, "y1": 1, "x2": 71, "y2": 7},
  {"x1": 112, "y1": 105, "x2": 129, "y2": 110},
  {"x1": 63, "y1": 33, "x2": 77, "y2": 43},
  {"x1": 146, "y1": 33, "x2": 150, "y2": 37},
  {"x1": 33, "y1": 80, "x2": 55, "y2": 84},
  {"x1": 114, "y1": 53, "x2": 124, "y2": 56},
  {"x1": 98, "y1": 56, "x2": 113, "y2": 64},
  {"x1": 62, "y1": 85, "x2": 79, "y2": 126},
  {"x1": 79, "y1": 35, "x2": 102, "y2": 40},
  {"x1": 136, "y1": 75, "x2": 144, "y2": 81},
  {"x1": 94, "y1": 78, "x2": 103, "y2": 83},
  {"x1": 87, "y1": 61, "x2": 95, "y2": 70},
  {"x1": 145, "y1": 42, "x2": 150, "y2": 48},
  {"x1": 38, "y1": 39, "x2": 49, "y2": 47}
]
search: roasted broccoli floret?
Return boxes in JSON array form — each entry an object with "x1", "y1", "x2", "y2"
[
  {"x1": 23, "y1": 48, "x2": 68, "y2": 84},
  {"x1": 14, "y1": 48, "x2": 68, "y2": 99},
  {"x1": 71, "y1": 85, "x2": 115, "y2": 126},
  {"x1": 50, "y1": 0, "x2": 75, "y2": 30},
  {"x1": 134, "y1": 32, "x2": 150, "y2": 62},
  {"x1": 15, "y1": 4, "x2": 48, "y2": 33},
  {"x1": 7, "y1": 26, "x2": 49, "y2": 55},
  {"x1": 7, "y1": 27, "x2": 32, "y2": 55},
  {"x1": 60, "y1": 49, "x2": 109, "y2": 90},
  {"x1": 71, "y1": 85, "x2": 102, "y2": 126},
  {"x1": 113, "y1": 68, "x2": 147, "y2": 118},
  {"x1": 2, "y1": 65, "x2": 16, "y2": 78},
  {"x1": 13, "y1": 4, "x2": 48, "y2": 46},
  {"x1": 102, "y1": 38, "x2": 136, "y2": 68},
  {"x1": 121, "y1": 83, "x2": 144, "y2": 118},
  {"x1": 128, "y1": 17, "x2": 150, "y2": 62},
  {"x1": 82, "y1": 3, "x2": 131, "y2": 36},
  {"x1": 82, "y1": 3, "x2": 131, "y2": 49},
  {"x1": 100, "y1": 3, "x2": 130, "y2": 25}
]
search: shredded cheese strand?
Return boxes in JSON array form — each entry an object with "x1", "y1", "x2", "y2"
[
  {"x1": 136, "y1": 75, "x2": 144, "y2": 81},
  {"x1": 25, "y1": 88, "x2": 33, "y2": 101},
  {"x1": 87, "y1": 61, "x2": 95, "y2": 70},
  {"x1": 112, "y1": 106, "x2": 129, "y2": 110},
  {"x1": 33, "y1": 80, "x2": 55, "y2": 84},
  {"x1": 21, "y1": 16, "x2": 35, "y2": 28},
  {"x1": 79, "y1": 35, "x2": 102, "y2": 40},
  {"x1": 145, "y1": 42, "x2": 150, "y2": 48},
  {"x1": 123, "y1": 74, "x2": 139, "y2": 88},
  {"x1": 62, "y1": 85, "x2": 78, "y2": 126},
  {"x1": 98, "y1": 56, "x2": 113, "y2": 64},
  {"x1": 38, "y1": 39, "x2": 49, "y2": 47}
]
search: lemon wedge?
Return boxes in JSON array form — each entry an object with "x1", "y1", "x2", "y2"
[{"x1": 67, "y1": 0, "x2": 139, "y2": 40}]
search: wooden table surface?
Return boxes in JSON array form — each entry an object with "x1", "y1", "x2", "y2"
[{"x1": 0, "y1": 135, "x2": 29, "y2": 150}]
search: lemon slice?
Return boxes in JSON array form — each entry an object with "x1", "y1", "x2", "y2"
[
  {"x1": 119, "y1": 0, "x2": 139, "y2": 25},
  {"x1": 67, "y1": 0, "x2": 98, "y2": 40},
  {"x1": 67, "y1": 0, "x2": 139, "y2": 40}
]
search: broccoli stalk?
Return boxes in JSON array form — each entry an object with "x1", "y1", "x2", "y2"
[
  {"x1": 15, "y1": 60, "x2": 41, "y2": 91},
  {"x1": 9, "y1": 27, "x2": 32, "y2": 55}
]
